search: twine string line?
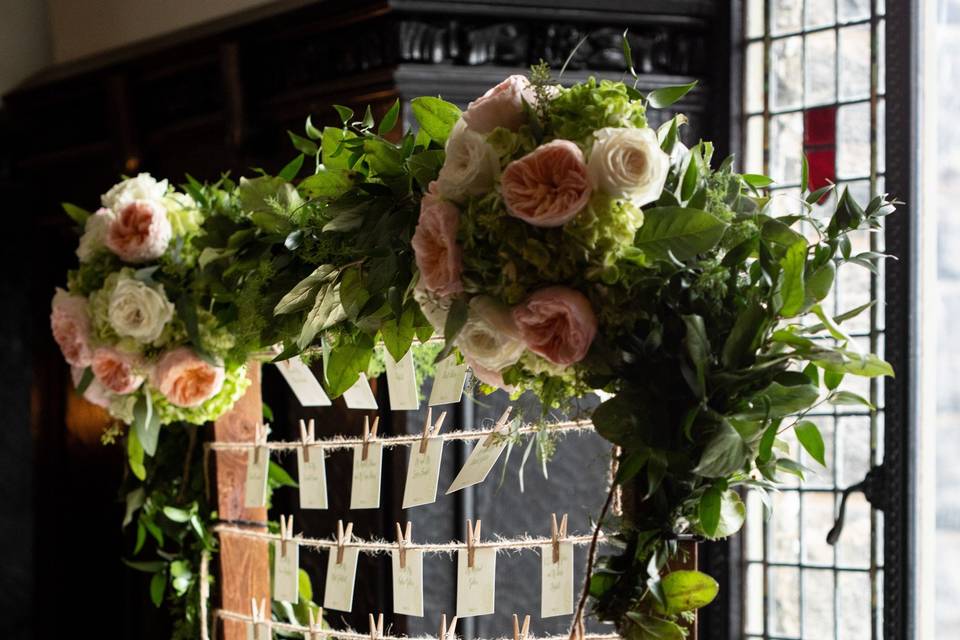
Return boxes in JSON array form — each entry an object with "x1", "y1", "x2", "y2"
[
  {"x1": 213, "y1": 524, "x2": 608, "y2": 555},
  {"x1": 214, "y1": 608, "x2": 620, "y2": 640}
]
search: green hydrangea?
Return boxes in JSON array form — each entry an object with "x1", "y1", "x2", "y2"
[
  {"x1": 88, "y1": 270, "x2": 126, "y2": 345},
  {"x1": 548, "y1": 78, "x2": 648, "y2": 143},
  {"x1": 567, "y1": 194, "x2": 645, "y2": 274}
]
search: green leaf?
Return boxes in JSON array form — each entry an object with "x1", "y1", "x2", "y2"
[
  {"x1": 410, "y1": 97, "x2": 462, "y2": 145},
  {"x1": 269, "y1": 460, "x2": 299, "y2": 488},
  {"x1": 742, "y1": 173, "x2": 775, "y2": 188},
  {"x1": 62, "y1": 202, "x2": 91, "y2": 225},
  {"x1": 333, "y1": 105, "x2": 354, "y2": 125},
  {"x1": 661, "y1": 570, "x2": 719, "y2": 614},
  {"x1": 288, "y1": 130, "x2": 318, "y2": 156},
  {"x1": 810, "y1": 303, "x2": 854, "y2": 344},
  {"x1": 298, "y1": 282, "x2": 346, "y2": 349},
  {"x1": 699, "y1": 485, "x2": 722, "y2": 536},
  {"x1": 123, "y1": 559, "x2": 166, "y2": 573},
  {"x1": 647, "y1": 80, "x2": 698, "y2": 109},
  {"x1": 805, "y1": 260, "x2": 836, "y2": 305},
  {"x1": 824, "y1": 369, "x2": 844, "y2": 390},
  {"x1": 133, "y1": 393, "x2": 161, "y2": 457},
  {"x1": 407, "y1": 150, "x2": 445, "y2": 190},
  {"x1": 694, "y1": 421, "x2": 751, "y2": 477},
  {"x1": 274, "y1": 264, "x2": 338, "y2": 315},
  {"x1": 279, "y1": 154, "x2": 305, "y2": 181},
  {"x1": 162, "y1": 506, "x2": 192, "y2": 523},
  {"x1": 622, "y1": 29, "x2": 637, "y2": 78},
  {"x1": 829, "y1": 390, "x2": 875, "y2": 409},
  {"x1": 305, "y1": 115, "x2": 323, "y2": 139},
  {"x1": 795, "y1": 420, "x2": 826, "y2": 466},
  {"x1": 321, "y1": 127, "x2": 357, "y2": 170},
  {"x1": 361, "y1": 105, "x2": 375, "y2": 130},
  {"x1": 378, "y1": 99, "x2": 401, "y2": 135},
  {"x1": 633, "y1": 207, "x2": 728, "y2": 261},
  {"x1": 814, "y1": 350, "x2": 894, "y2": 377},
  {"x1": 75, "y1": 366, "x2": 94, "y2": 395},
  {"x1": 127, "y1": 429, "x2": 146, "y2": 480},
  {"x1": 123, "y1": 488, "x2": 145, "y2": 529},
  {"x1": 712, "y1": 490, "x2": 746, "y2": 538},
  {"x1": 381, "y1": 305, "x2": 417, "y2": 362},
  {"x1": 443, "y1": 297, "x2": 469, "y2": 344},
  {"x1": 681, "y1": 314, "x2": 710, "y2": 398},
  {"x1": 363, "y1": 138, "x2": 404, "y2": 176},
  {"x1": 721, "y1": 301, "x2": 767, "y2": 369},
  {"x1": 325, "y1": 337, "x2": 374, "y2": 397},
  {"x1": 778, "y1": 241, "x2": 807, "y2": 316},
  {"x1": 739, "y1": 382, "x2": 819, "y2": 419},
  {"x1": 801, "y1": 153, "x2": 810, "y2": 193}
]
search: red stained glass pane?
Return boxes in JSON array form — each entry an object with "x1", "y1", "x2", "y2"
[
  {"x1": 804, "y1": 106, "x2": 837, "y2": 146},
  {"x1": 805, "y1": 148, "x2": 836, "y2": 192}
]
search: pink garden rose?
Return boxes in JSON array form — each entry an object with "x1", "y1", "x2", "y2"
[
  {"x1": 50, "y1": 288, "x2": 93, "y2": 367},
  {"x1": 105, "y1": 199, "x2": 172, "y2": 263},
  {"x1": 91, "y1": 347, "x2": 144, "y2": 394},
  {"x1": 411, "y1": 182, "x2": 463, "y2": 297},
  {"x1": 466, "y1": 356, "x2": 516, "y2": 393},
  {"x1": 462, "y1": 75, "x2": 536, "y2": 134},
  {"x1": 511, "y1": 286, "x2": 598, "y2": 366},
  {"x1": 151, "y1": 347, "x2": 225, "y2": 408},
  {"x1": 501, "y1": 140, "x2": 592, "y2": 227},
  {"x1": 71, "y1": 366, "x2": 112, "y2": 409}
]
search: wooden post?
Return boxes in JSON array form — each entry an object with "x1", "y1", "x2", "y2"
[{"x1": 213, "y1": 363, "x2": 270, "y2": 639}]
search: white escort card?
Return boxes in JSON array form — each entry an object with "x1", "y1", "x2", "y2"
[
  {"x1": 429, "y1": 356, "x2": 469, "y2": 406},
  {"x1": 391, "y1": 537, "x2": 424, "y2": 617},
  {"x1": 446, "y1": 438, "x2": 508, "y2": 495},
  {"x1": 385, "y1": 350, "x2": 419, "y2": 410},
  {"x1": 403, "y1": 437, "x2": 444, "y2": 508},
  {"x1": 275, "y1": 357, "x2": 331, "y2": 406},
  {"x1": 343, "y1": 374, "x2": 378, "y2": 410},
  {"x1": 351, "y1": 444, "x2": 383, "y2": 510},
  {"x1": 540, "y1": 541, "x2": 574, "y2": 617},
  {"x1": 243, "y1": 445, "x2": 268, "y2": 508},
  {"x1": 323, "y1": 546, "x2": 359, "y2": 612},
  {"x1": 297, "y1": 419, "x2": 328, "y2": 509},
  {"x1": 273, "y1": 542, "x2": 300, "y2": 603},
  {"x1": 456, "y1": 547, "x2": 496, "y2": 618}
]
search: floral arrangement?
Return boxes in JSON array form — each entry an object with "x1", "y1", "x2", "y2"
[{"x1": 49, "y1": 54, "x2": 895, "y2": 639}]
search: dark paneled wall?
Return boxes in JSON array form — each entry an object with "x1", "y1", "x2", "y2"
[{"x1": 0, "y1": 1, "x2": 734, "y2": 637}]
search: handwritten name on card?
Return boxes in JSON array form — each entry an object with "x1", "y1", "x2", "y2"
[
  {"x1": 342, "y1": 374, "x2": 378, "y2": 410},
  {"x1": 456, "y1": 548, "x2": 496, "y2": 617},
  {"x1": 540, "y1": 542, "x2": 574, "y2": 617},
  {"x1": 273, "y1": 540, "x2": 300, "y2": 603},
  {"x1": 385, "y1": 350, "x2": 419, "y2": 411},
  {"x1": 446, "y1": 438, "x2": 508, "y2": 494},
  {"x1": 297, "y1": 447, "x2": 328, "y2": 509},
  {"x1": 275, "y1": 358, "x2": 331, "y2": 406},
  {"x1": 402, "y1": 438, "x2": 444, "y2": 509},
  {"x1": 244, "y1": 447, "x2": 268, "y2": 508},
  {"x1": 350, "y1": 443, "x2": 383, "y2": 510},
  {"x1": 429, "y1": 356, "x2": 468, "y2": 406},
  {"x1": 391, "y1": 548, "x2": 424, "y2": 617},
  {"x1": 323, "y1": 547, "x2": 359, "y2": 612}
]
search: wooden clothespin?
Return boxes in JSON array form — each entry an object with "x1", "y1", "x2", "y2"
[
  {"x1": 250, "y1": 597, "x2": 269, "y2": 638},
  {"x1": 466, "y1": 519, "x2": 482, "y2": 568},
  {"x1": 439, "y1": 614, "x2": 458, "y2": 640},
  {"x1": 368, "y1": 613, "x2": 384, "y2": 640},
  {"x1": 253, "y1": 423, "x2": 269, "y2": 465},
  {"x1": 307, "y1": 607, "x2": 324, "y2": 640},
  {"x1": 300, "y1": 418, "x2": 316, "y2": 462},
  {"x1": 395, "y1": 521, "x2": 413, "y2": 569},
  {"x1": 335, "y1": 520, "x2": 353, "y2": 565},
  {"x1": 482, "y1": 407, "x2": 513, "y2": 447},
  {"x1": 550, "y1": 512, "x2": 568, "y2": 564},
  {"x1": 362, "y1": 415, "x2": 380, "y2": 461},
  {"x1": 512, "y1": 615, "x2": 531, "y2": 640},
  {"x1": 420, "y1": 408, "x2": 448, "y2": 454},
  {"x1": 279, "y1": 514, "x2": 295, "y2": 558}
]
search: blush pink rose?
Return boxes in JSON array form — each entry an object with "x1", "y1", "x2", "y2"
[
  {"x1": 466, "y1": 356, "x2": 516, "y2": 393},
  {"x1": 411, "y1": 182, "x2": 463, "y2": 297},
  {"x1": 151, "y1": 347, "x2": 225, "y2": 408},
  {"x1": 501, "y1": 140, "x2": 592, "y2": 227},
  {"x1": 462, "y1": 75, "x2": 537, "y2": 134},
  {"x1": 105, "y1": 199, "x2": 172, "y2": 263},
  {"x1": 50, "y1": 288, "x2": 93, "y2": 367},
  {"x1": 91, "y1": 347, "x2": 144, "y2": 394},
  {"x1": 71, "y1": 366, "x2": 113, "y2": 408},
  {"x1": 511, "y1": 286, "x2": 598, "y2": 366}
]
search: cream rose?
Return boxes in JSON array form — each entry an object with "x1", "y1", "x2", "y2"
[
  {"x1": 436, "y1": 120, "x2": 499, "y2": 203},
  {"x1": 587, "y1": 127, "x2": 670, "y2": 205},
  {"x1": 51, "y1": 288, "x2": 93, "y2": 367},
  {"x1": 76, "y1": 208, "x2": 116, "y2": 263},
  {"x1": 101, "y1": 173, "x2": 168, "y2": 211},
  {"x1": 151, "y1": 347, "x2": 225, "y2": 408},
  {"x1": 456, "y1": 296, "x2": 526, "y2": 372},
  {"x1": 107, "y1": 276, "x2": 175, "y2": 343}
]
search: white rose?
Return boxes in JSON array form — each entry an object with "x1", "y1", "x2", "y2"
[
  {"x1": 436, "y1": 120, "x2": 499, "y2": 203},
  {"x1": 413, "y1": 284, "x2": 451, "y2": 334},
  {"x1": 456, "y1": 296, "x2": 525, "y2": 371},
  {"x1": 107, "y1": 276, "x2": 175, "y2": 343},
  {"x1": 76, "y1": 208, "x2": 116, "y2": 262},
  {"x1": 587, "y1": 127, "x2": 670, "y2": 205},
  {"x1": 101, "y1": 173, "x2": 169, "y2": 212}
]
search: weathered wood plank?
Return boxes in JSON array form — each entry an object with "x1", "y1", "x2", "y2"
[{"x1": 213, "y1": 363, "x2": 269, "y2": 640}]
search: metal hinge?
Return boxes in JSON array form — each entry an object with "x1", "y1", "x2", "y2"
[{"x1": 826, "y1": 463, "x2": 886, "y2": 545}]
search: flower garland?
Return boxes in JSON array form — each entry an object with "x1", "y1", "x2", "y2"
[{"x1": 50, "y1": 56, "x2": 895, "y2": 639}]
